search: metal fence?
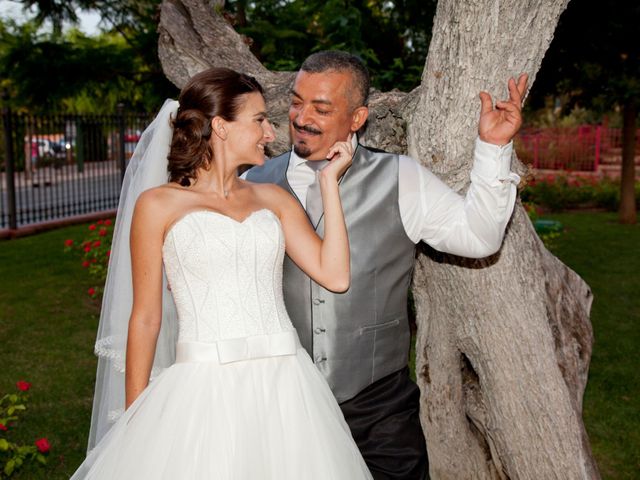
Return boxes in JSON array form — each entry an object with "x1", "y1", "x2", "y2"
[
  {"x1": 515, "y1": 125, "x2": 640, "y2": 172},
  {"x1": 1, "y1": 107, "x2": 153, "y2": 230},
  {"x1": 3, "y1": 110, "x2": 638, "y2": 231}
]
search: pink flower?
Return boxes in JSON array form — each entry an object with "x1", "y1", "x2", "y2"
[
  {"x1": 88, "y1": 287, "x2": 96, "y2": 297},
  {"x1": 35, "y1": 438, "x2": 50, "y2": 453},
  {"x1": 16, "y1": 380, "x2": 31, "y2": 391},
  {"x1": 64, "y1": 239, "x2": 73, "y2": 247}
]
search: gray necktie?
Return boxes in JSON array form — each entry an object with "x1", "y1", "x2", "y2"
[{"x1": 305, "y1": 160, "x2": 329, "y2": 226}]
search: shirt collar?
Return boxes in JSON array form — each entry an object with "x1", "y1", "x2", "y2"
[{"x1": 290, "y1": 134, "x2": 359, "y2": 169}]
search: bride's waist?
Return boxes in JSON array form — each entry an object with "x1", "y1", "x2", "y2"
[{"x1": 175, "y1": 330, "x2": 300, "y2": 365}]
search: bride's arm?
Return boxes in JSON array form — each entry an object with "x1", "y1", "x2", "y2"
[
  {"x1": 125, "y1": 190, "x2": 166, "y2": 408},
  {"x1": 271, "y1": 140, "x2": 352, "y2": 292}
]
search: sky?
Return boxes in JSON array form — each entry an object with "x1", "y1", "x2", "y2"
[{"x1": 0, "y1": 0, "x2": 102, "y2": 35}]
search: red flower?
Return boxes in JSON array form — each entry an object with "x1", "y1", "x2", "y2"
[
  {"x1": 64, "y1": 239, "x2": 73, "y2": 247},
  {"x1": 88, "y1": 287, "x2": 96, "y2": 296},
  {"x1": 106, "y1": 250, "x2": 111, "y2": 258},
  {"x1": 35, "y1": 438, "x2": 50, "y2": 453},
  {"x1": 98, "y1": 228, "x2": 107, "y2": 237},
  {"x1": 82, "y1": 260, "x2": 90, "y2": 268},
  {"x1": 104, "y1": 219, "x2": 112, "y2": 226},
  {"x1": 84, "y1": 246, "x2": 91, "y2": 253},
  {"x1": 88, "y1": 224, "x2": 97, "y2": 231},
  {"x1": 93, "y1": 240, "x2": 101, "y2": 248},
  {"x1": 16, "y1": 380, "x2": 31, "y2": 391},
  {"x1": 97, "y1": 219, "x2": 104, "y2": 225},
  {"x1": 91, "y1": 258, "x2": 98, "y2": 263},
  {"x1": 0, "y1": 423, "x2": 7, "y2": 431}
]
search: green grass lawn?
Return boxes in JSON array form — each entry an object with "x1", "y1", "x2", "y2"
[
  {"x1": 0, "y1": 212, "x2": 638, "y2": 478},
  {"x1": 544, "y1": 212, "x2": 639, "y2": 479},
  {"x1": 0, "y1": 224, "x2": 100, "y2": 479}
]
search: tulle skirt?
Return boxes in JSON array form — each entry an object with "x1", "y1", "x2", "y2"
[{"x1": 71, "y1": 345, "x2": 372, "y2": 479}]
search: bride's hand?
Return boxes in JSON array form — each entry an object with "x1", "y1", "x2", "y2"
[{"x1": 321, "y1": 134, "x2": 354, "y2": 181}]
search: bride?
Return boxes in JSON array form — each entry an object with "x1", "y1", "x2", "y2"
[{"x1": 71, "y1": 67, "x2": 372, "y2": 479}]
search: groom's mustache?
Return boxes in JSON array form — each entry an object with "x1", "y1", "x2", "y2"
[{"x1": 292, "y1": 122, "x2": 322, "y2": 135}]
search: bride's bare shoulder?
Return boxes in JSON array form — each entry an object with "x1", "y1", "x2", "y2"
[
  {"x1": 137, "y1": 183, "x2": 185, "y2": 206},
  {"x1": 134, "y1": 183, "x2": 190, "y2": 222}
]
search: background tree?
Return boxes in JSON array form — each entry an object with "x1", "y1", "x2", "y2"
[
  {"x1": 527, "y1": 0, "x2": 639, "y2": 224},
  {"x1": 19, "y1": 0, "x2": 92, "y2": 36},
  {"x1": 225, "y1": 0, "x2": 437, "y2": 92},
  {"x1": 2, "y1": 0, "x2": 176, "y2": 113},
  {"x1": 158, "y1": 0, "x2": 599, "y2": 477},
  {"x1": 6, "y1": 0, "x2": 434, "y2": 112}
]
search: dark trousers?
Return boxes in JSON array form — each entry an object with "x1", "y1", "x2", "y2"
[{"x1": 339, "y1": 367, "x2": 429, "y2": 480}]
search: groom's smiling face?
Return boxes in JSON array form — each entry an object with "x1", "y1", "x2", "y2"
[{"x1": 288, "y1": 70, "x2": 358, "y2": 161}]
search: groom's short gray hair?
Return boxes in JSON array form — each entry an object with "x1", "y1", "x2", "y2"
[{"x1": 300, "y1": 51, "x2": 370, "y2": 108}]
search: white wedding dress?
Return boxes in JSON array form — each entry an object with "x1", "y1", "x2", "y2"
[{"x1": 72, "y1": 208, "x2": 372, "y2": 479}]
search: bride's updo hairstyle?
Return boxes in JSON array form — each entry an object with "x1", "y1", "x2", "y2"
[{"x1": 168, "y1": 67, "x2": 263, "y2": 186}]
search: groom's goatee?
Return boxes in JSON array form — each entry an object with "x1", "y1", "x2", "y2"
[{"x1": 293, "y1": 144, "x2": 312, "y2": 158}]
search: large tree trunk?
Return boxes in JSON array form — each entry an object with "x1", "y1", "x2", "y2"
[
  {"x1": 158, "y1": 0, "x2": 599, "y2": 477},
  {"x1": 619, "y1": 102, "x2": 637, "y2": 224},
  {"x1": 407, "y1": 1, "x2": 598, "y2": 478}
]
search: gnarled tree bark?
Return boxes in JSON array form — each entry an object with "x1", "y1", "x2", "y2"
[{"x1": 157, "y1": 0, "x2": 599, "y2": 477}]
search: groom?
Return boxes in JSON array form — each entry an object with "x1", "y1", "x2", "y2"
[{"x1": 246, "y1": 51, "x2": 526, "y2": 479}]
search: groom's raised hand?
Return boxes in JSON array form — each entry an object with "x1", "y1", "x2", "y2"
[{"x1": 478, "y1": 73, "x2": 528, "y2": 146}]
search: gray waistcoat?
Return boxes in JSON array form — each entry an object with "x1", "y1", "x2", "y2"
[{"x1": 247, "y1": 145, "x2": 416, "y2": 402}]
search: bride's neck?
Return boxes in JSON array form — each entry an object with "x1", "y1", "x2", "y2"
[{"x1": 193, "y1": 164, "x2": 238, "y2": 198}]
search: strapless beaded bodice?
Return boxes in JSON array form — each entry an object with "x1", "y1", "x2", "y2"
[{"x1": 162, "y1": 209, "x2": 294, "y2": 343}]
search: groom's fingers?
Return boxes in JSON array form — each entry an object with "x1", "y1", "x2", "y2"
[
  {"x1": 479, "y1": 91, "x2": 493, "y2": 115},
  {"x1": 516, "y1": 73, "x2": 529, "y2": 98}
]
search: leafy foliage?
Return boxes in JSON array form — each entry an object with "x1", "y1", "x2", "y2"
[
  {"x1": 0, "y1": 1, "x2": 177, "y2": 114},
  {"x1": 521, "y1": 175, "x2": 640, "y2": 212},
  {"x1": 4, "y1": 0, "x2": 437, "y2": 113},
  {"x1": 529, "y1": 0, "x2": 640, "y2": 113},
  {"x1": 0, "y1": 382, "x2": 49, "y2": 478},
  {"x1": 226, "y1": 0, "x2": 437, "y2": 92},
  {"x1": 64, "y1": 219, "x2": 114, "y2": 298}
]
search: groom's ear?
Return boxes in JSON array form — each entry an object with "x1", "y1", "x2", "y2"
[
  {"x1": 350, "y1": 106, "x2": 369, "y2": 132},
  {"x1": 211, "y1": 117, "x2": 227, "y2": 140}
]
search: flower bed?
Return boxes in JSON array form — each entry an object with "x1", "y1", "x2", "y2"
[
  {"x1": 521, "y1": 174, "x2": 640, "y2": 212},
  {"x1": 0, "y1": 381, "x2": 50, "y2": 477},
  {"x1": 64, "y1": 219, "x2": 114, "y2": 298}
]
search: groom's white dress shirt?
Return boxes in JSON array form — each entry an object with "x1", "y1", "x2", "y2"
[{"x1": 284, "y1": 136, "x2": 519, "y2": 258}]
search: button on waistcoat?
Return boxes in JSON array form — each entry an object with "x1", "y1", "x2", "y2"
[{"x1": 247, "y1": 145, "x2": 416, "y2": 402}]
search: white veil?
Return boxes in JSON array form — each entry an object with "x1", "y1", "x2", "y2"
[{"x1": 87, "y1": 99, "x2": 180, "y2": 451}]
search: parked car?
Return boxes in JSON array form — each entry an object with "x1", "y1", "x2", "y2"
[{"x1": 30, "y1": 138, "x2": 68, "y2": 163}]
